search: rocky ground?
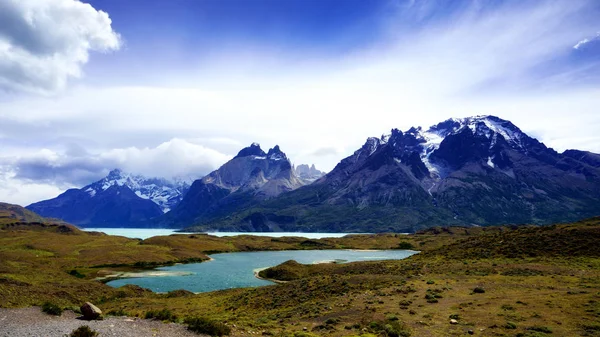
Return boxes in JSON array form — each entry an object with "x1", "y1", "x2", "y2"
[{"x1": 0, "y1": 307, "x2": 203, "y2": 337}]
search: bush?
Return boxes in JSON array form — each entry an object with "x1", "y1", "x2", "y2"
[
  {"x1": 41, "y1": 302, "x2": 63, "y2": 316},
  {"x1": 145, "y1": 308, "x2": 177, "y2": 322},
  {"x1": 527, "y1": 326, "x2": 553, "y2": 333},
  {"x1": 70, "y1": 326, "x2": 98, "y2": 337},
  {"x1": 504, "y1": 322, "x2": 517, "y2": 329},
  {"x1": 185, "y1": 317, "x2": 231, "y2": 336},
  {"x1": 107, "y1": 309, "x2": 128, "y2": 316},
  {"x1": 367, "y1": 319, "x2": 411, "y2": 337},
  {"x1": 473, "y1": 287, "x2": 486, "y2": 294},
  {"x1": 68, "y1": 269, "x2": 85, "y2": 278},
  {"x1": 397, "y1": 242, "x2": 414, "y2": 250}
]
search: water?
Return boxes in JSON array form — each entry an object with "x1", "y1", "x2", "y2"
[
  {"x1": 83, "y1": 228, "x2": 361, "y2": 240},
  {"x1": 83, "y1": 228, "x2": 187, "y2": 239},
  {"x1": 106, "y1": 249, "x2": 417, "y2": 293}
]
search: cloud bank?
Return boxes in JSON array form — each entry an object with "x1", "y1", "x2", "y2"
[
  {"x1": 1, "y1": 0, "x2": 600, "y2": 206},
  {"x1": 0, "y1": 0, "x2": 121, "y2": 94}
]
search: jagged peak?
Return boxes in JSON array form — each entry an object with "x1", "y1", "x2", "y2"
[
  {"x1": 234, "y1": 143, "x2": 267, "y2": 159},
  {"x1": 107, "y1": 168, "x2": 123, "y2": 178},
  {"x1": 267, "y1": 145, "x2": 287, "y2": 161}
]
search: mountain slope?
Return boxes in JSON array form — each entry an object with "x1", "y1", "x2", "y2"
[
  {"x1": 0, "y1": 202, "x2": 46, "y2": 225},
  {"x1": 188, "y1": 115, "x2": 600, "y2": 232},
  {"x1": 157, "y1": 143, "x2": 307, "y2": 227},
  {"x1": 26, "y1": 169, "x2": 191, "y2": 227}
]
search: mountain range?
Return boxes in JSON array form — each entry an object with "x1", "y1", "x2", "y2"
[
  {"x1": 26, "y1": 146, "x2": 324, "y2": 228},
  {"x1": 155, "y1": 144, "x2": 317, "y2": 227},
  {"x1": 25, "y1": 115, "x2": 600, "y2": 232},
  {"x1": 184, "y1": 115, "x2": 600, "y2": 232},
  {"x1": 26, "y1": 169, "x2": 192, "y2": 227}
]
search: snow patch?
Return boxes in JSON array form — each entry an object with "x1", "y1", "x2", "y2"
[{"x1": 85, "y1": 187, "x2": 96, "y2": 197}]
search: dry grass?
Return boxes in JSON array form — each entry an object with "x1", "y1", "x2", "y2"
[{"x1": 1, "y1": 218, "x2": 599, "y2": 337}]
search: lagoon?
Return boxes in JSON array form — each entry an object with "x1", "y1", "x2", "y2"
[
  {"x1": 83, "y1": 228, "x2": 358, "y2": 240},
  {"x1": 106, "y1": 249, "x2": 417, "y2": 293}
]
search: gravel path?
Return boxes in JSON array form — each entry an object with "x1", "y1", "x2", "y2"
[{"x1": 0, "y1": 307, "x2": 204, "y2": 337}]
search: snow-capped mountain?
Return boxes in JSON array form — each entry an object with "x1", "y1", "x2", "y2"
[
  {"x1": 196, "y1": 115, "x2": 600, "y2": 232},
  {"x1": 27, "y1": 170, "x2": 194, "y2": 227},
  {"x1": 85, "y1": 169, "x2": 191, "y2": 213}
]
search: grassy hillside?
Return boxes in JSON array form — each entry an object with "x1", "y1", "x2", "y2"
[
  {"x1": 1, "y1": 219, "x2": 599, "y2": 336},
  {"x1": 0, "y1": 202, "x2": 46, "y2": 225}
]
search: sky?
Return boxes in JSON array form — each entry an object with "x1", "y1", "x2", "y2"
[{"x1": 0, "y1": 0, "x2": 600, "y2": 206}]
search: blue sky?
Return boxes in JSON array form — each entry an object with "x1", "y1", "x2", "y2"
[
  {"x1": 83, "y1": 0, "x2": 393, "y2": 85},
  {"x1": 0, "y1": 0, "x2": 600, "y2": 205}
]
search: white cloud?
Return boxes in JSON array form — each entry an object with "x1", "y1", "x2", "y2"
[
  {"x1": 0, "y1": 139, "x2": 232, "y2": 205},
  {"x1": 0, "y1": 167, "x2": 66, "y2": 207},
  {"x1": 0, "y1": 0, "x2": 121, "y2": 94},
  {"x1": 1, "y1": 0, "x2": 600, "y2": 205},
  {"x1": 574, "y1": 32, "x2": 600, "y2": 49},
  {"x1": 98, "y1": 138, "x2": 232, "y2": 178}
]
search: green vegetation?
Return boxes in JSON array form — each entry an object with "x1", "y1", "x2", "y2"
[
  {"x1": 0, "y1": 202, "x2": 46, "y2": 225},
  {"x1": 185, "y1": 317, "x2": 231, "y2": 336},
  {"x1": 145, "y1": 308, "x2": 177, "y2": 322},
  {"x1": 70, "y1": 326, "x2": 99, "y2": 337},
  {"x1": 1, "y1": 217, "x2": 600, "y2": 336},
  {"x1": 41, "y1": 302, "x2": 63, "y2": 316}
]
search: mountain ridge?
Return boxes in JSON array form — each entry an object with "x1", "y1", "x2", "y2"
[
  {"x1": 156, "y1": 143, "x2": 309, "y2": 227},
  {"x1": 26, "y1": 170, "x2": 193, "y2": 227},
  {"x1": 182, "y1": 115, "x2": 600, "y2": 232}
]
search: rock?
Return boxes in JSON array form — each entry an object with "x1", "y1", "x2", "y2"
[
  {"x1": 468, "y1": 329, "x2": 474, "y2": 334},
  {"x1": 80, "y1": 302, "x2": 102, "y2": 320},
  {"x1": 302, "y1": 327, "x2": 307, "y2": 331},
  {"x1": 450, "y1": 319, "x2": 459, "y2": 325}
]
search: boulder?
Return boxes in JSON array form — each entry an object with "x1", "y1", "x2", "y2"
[
  {"x1": 80, "y1": 302, "x2": 102, "y2": 320},
  {"x1": 450, "y1": 319, "x2": 459, "y2": 325}
]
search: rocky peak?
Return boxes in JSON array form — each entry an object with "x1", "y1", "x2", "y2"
[
  {"x1": 106, "y1": 168, "x2": 123, "y2": 179},
  {"x1": 267, "y1": 145, "x2": 287, "y2": 161},
  {"x1": 234, "y1": 143, "x2": 267, "y2": 159},
  {"x1": 295, "y1": 164, "x2": 325, "y2": 182}
]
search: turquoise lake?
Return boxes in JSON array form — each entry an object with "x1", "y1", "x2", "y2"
[{"x1": 106, "y1": 250, "x2": 417, "y2": 293}]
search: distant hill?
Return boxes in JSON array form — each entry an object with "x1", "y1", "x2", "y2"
[{"x1": 0, "y1": 202, "x2": 46, "y2": 225}]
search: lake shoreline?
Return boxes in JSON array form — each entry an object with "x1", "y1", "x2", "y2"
[{"x1": 105, "y1": 249, "x2": 418, "y2": 293}]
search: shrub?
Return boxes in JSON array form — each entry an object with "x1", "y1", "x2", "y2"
[
  {"x1": 473, "y1": 287, "x2": 485, "y2": 294},
  {"x1": 399, "y1": 300, "x2": 412, "y2": 307},
  {"x1": 397, "y1": 242, "x2": 414, "y2": 250},
  {"x1": 70, "y1": 326, "x2": 98, "y2": 337},
  {"x1": 68, "y1": 269, "x2": 85, "y2": 278},
  {"x1": 504, "y1": 322, "x2": 517, "y2": 329},
  {"x1": 41, "y1": 302, "x2": 63, "y2": 316},
  {"x1": 426, "y1": 280, "x2": 435, "y2": 285},
  {"x1": 366, "y1": 319, "x2": 411, "y2": 337},
  {"x1": 527, "y1": 326, "x2": 553, "y2": 333},
  {"x1": 386, "y1": 314, "x2": 399, "y2": 321},
  {"x1": 185, "y1": 317, "x2": 231, "y2": 336},
  {"x1": 107, "y1": 309, "x2": 128, "y2": 316},
  {"x1": 145, "y1": 308, "x2": 176, "y2": 322},
  {"x1": 501, "y1": 304, "x2": 515, "y2": 311}
]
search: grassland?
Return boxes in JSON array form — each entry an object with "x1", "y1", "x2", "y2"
[{"x1": 1, "y1": 217, "x2": 599, "y2": 337}]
